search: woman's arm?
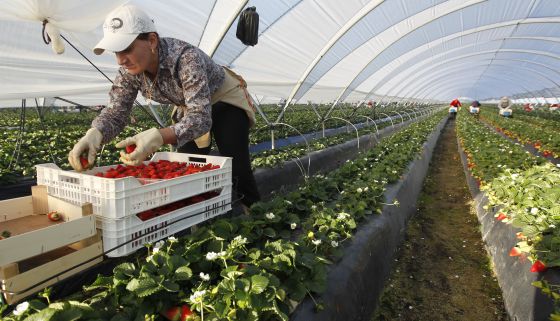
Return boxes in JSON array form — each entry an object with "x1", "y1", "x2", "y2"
[
  {"x1": 159, "y1": 127, "x2": 177, "y2": 145},
  {"x1": 92, "y1": 69, "x2": 139, "y2": 144}
]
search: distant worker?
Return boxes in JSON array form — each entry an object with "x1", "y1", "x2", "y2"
[
  {"x1": 448, "y1": 98, "x2": 461, "y2": 119},
  {"x1": 523, "y1": 103, "x2": 534, "y2": 112},
  {"x1": 469, "y1": 100, "x2": 480, "y2": 118},
  {"x1": 498, "y1": 96, "x2": 513, "y2": 117}
]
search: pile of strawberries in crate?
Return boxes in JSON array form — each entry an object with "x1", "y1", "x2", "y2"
[
  {"x1": 94, "y1": 160, "x2": 220, "y2": 179},
  {"x1": 136, "y1": 190, "x2": 221, "y2": 221}
]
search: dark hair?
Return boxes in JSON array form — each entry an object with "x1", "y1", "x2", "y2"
[{"x1": 136, "y1": 32, "x2": 159, "y2": 41}]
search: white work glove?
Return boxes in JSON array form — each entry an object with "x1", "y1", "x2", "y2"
[
  {"x1": 68, "y1": 128, "x2": 103, "y2": 171},
  {"x1": 116, "y1": 128, "x2": 164, "y2": 166}
]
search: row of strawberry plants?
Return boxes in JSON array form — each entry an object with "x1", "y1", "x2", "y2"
[
  {"x1": 514, "y1": 107, "x2": 560, "y2": 122},
  {"x1": 0, "y1": 105, "x2": 415, "y2": 184},
  {"x1": 512, "y1": 113, "x2": 560, "y2": 132},
  {"x1": 456, "y1": 110, "x2": 560, "y2": 319},
  {"x1": 1, "y1": 112, "x2": 447, "y2": 321},
  {"x1": 479, "y1": 109, "x2": 560, "y2": 158},
  {"x1": 250, "y1": 113, "x2": 406, "y2": 169},
  {"x1": 456, "y1": 110, "x2": 542, "y2": 184}
]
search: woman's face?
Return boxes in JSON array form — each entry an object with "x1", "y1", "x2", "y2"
[{"x1": 115, "y1": 37, "x2": 154, "y2": 75}]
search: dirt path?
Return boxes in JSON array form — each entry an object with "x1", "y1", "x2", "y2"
[{"x1": 372, "y1": 119, "x2": 508, "y2": 321}]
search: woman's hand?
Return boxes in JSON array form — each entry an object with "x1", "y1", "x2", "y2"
[
  {"x1": 68, "y1": 128, "x2": 103, "y2": 171},
  {"x1": 116, "y1": 128, "x2": 164, "y2": 165}
]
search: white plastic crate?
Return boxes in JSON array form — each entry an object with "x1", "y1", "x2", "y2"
[
  {"x1": 100, "y1": 187, "x2": 232, "y2": 257},
  {"x1": 36, "y1": 152, "x2": 232, "y2": 218}
]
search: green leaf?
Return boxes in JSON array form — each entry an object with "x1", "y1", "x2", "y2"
[
  {"x1": 22, "y1": 308, "x2": 57, "y2": 321},
  {"x1": 250, "y1": 275, "x2": 270, "y2": 294},
  {"x1": 175, "y1": 265, "x2": 193, "y2": 280},
  {"x1": 125, "y1": 278, "x2": 162, "y2": 297},
  {"x1": 263, "y1": 227, "x2": 277, "y2": 238},
  {"x1": 162, "y1": 280, "x2": 180, "y2": 292},
  {"x1": 113, "y1": 263, "x2": 136, "y2": 277}
]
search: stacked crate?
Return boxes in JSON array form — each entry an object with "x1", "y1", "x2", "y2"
[{"x1": 36, "y1": 152, "x2": 233, "y2": 257}]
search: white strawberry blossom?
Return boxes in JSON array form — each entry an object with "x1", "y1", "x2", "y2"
[
  {"x1": 190, "y1": 290, "x2": 206, "y2": 302},
  {"x1": 266, "y1": 212, "x2": 275, "y2": 220},
  {"x1": 200, "y1": 272, "x2": 210, "y2": 281},
  {"x1": 337, "y1": 212, "x2": 350, "y2": 220},
  {"x1": 168, "y1": 236, "x2": 177, "y2": 242},
  {"x1": 290, "y1": 223, "x2": 297, "y2": 230},
  {"x1": 13, "y1": 302, "x2": 29, "y2": 316},
  {"x1": 312, "y1": 239, "x2": 322, "y2": 246},
  {"x1": 356, "y1": 187, "x2": 363, "y2": 193},
  {"x1": 331, "y1": 240, "x2": 339, "y2": 247},
  {"x1": 233, "y1": 235, "x2": 247, "y2": 245},
  {"x1": 530, "y1": 208, "x2": 539, "y2": 214},
  {"x1": 206, "y1": 252, "x2": 219, "y2": 261},
  {"x1": 284, "y1": 200, "x2": 292, "y2": 205}
]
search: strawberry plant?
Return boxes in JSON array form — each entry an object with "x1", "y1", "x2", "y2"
[
  {"x1": 1, "y1": 111, "x2": 446, "y2": 321},
  {"x1": 480, "y1": 108, "x2": 560, "y2": 159}
]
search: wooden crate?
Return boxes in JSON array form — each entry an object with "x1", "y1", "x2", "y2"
[{"x1": 0, "y1": 186, "x2": 103, "y2": 304}]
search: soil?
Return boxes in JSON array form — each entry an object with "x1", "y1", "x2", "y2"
[{"x1": 372, "y1": 119, "x2": 508, "y2": 321}]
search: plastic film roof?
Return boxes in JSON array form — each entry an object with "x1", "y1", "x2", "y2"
[{"x1": 1, "y1": 0, "x2": 560, "y2": 107}]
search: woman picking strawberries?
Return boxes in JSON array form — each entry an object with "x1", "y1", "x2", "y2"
[{"x1": 68, "y1": 4, "x2": 260, "y2": 208}]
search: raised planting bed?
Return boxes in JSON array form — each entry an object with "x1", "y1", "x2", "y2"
[
  {"x1": 1, "y1": 112, "x2": 447, "y2": 320},
  {"x1": 456, "y1": 110, "x2": 560, "y2": 321},
  {"x1": 255, "y1": 111, "x2": 437, "y2": 198},
  {"x1": 290, "y1": 115, "x2": 448, "y2": 321}
]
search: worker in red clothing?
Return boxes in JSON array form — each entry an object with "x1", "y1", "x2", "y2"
[
  {"x1": 450, "y1": 98, "x2": 462, "y2": 108},
  {"x1": 449, "y1": 98, "x2": 461, "y2": 119}
]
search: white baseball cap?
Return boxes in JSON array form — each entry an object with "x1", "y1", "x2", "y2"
[{"x1": 93, "y1": 4, "x2": 156, "y2": 55}]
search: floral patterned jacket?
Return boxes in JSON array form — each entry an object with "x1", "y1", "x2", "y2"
[{"x1": 92, "y1": 37, "x2": 225, "y2": 147}]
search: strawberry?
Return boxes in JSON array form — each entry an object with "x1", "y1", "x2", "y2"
[
  {"x1": 530, "y1": 260, "x2": 547, "y2": 273},
  {"x1": 163, "y1": 305, "x2": 192, "y2": 321},
  {"x1": 181, "y1": 305, "x2": 193, "y2": 320},
  {"x1": 509, "y1": 247, "x2": 522, "y2": 257},
  {"x1": 163, "y1": 306, "x2": 181, "y2": 321},
  {"x1": 80, "y1": 156, "x2": 89, "y2": 169},
  {"x1": 125, "y1": 144, "x2": 136, "y2": 154},
  {"x1": 47, "y1": 211, "x2": 62, "y2": 222},
  {"x1": 496, "y1": 212, "x2": 507, "y2": 221}
]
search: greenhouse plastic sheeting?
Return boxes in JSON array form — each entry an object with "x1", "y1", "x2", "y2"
[{"x1": 1, "y1": 0, "x2": 560, "y2": 107}]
